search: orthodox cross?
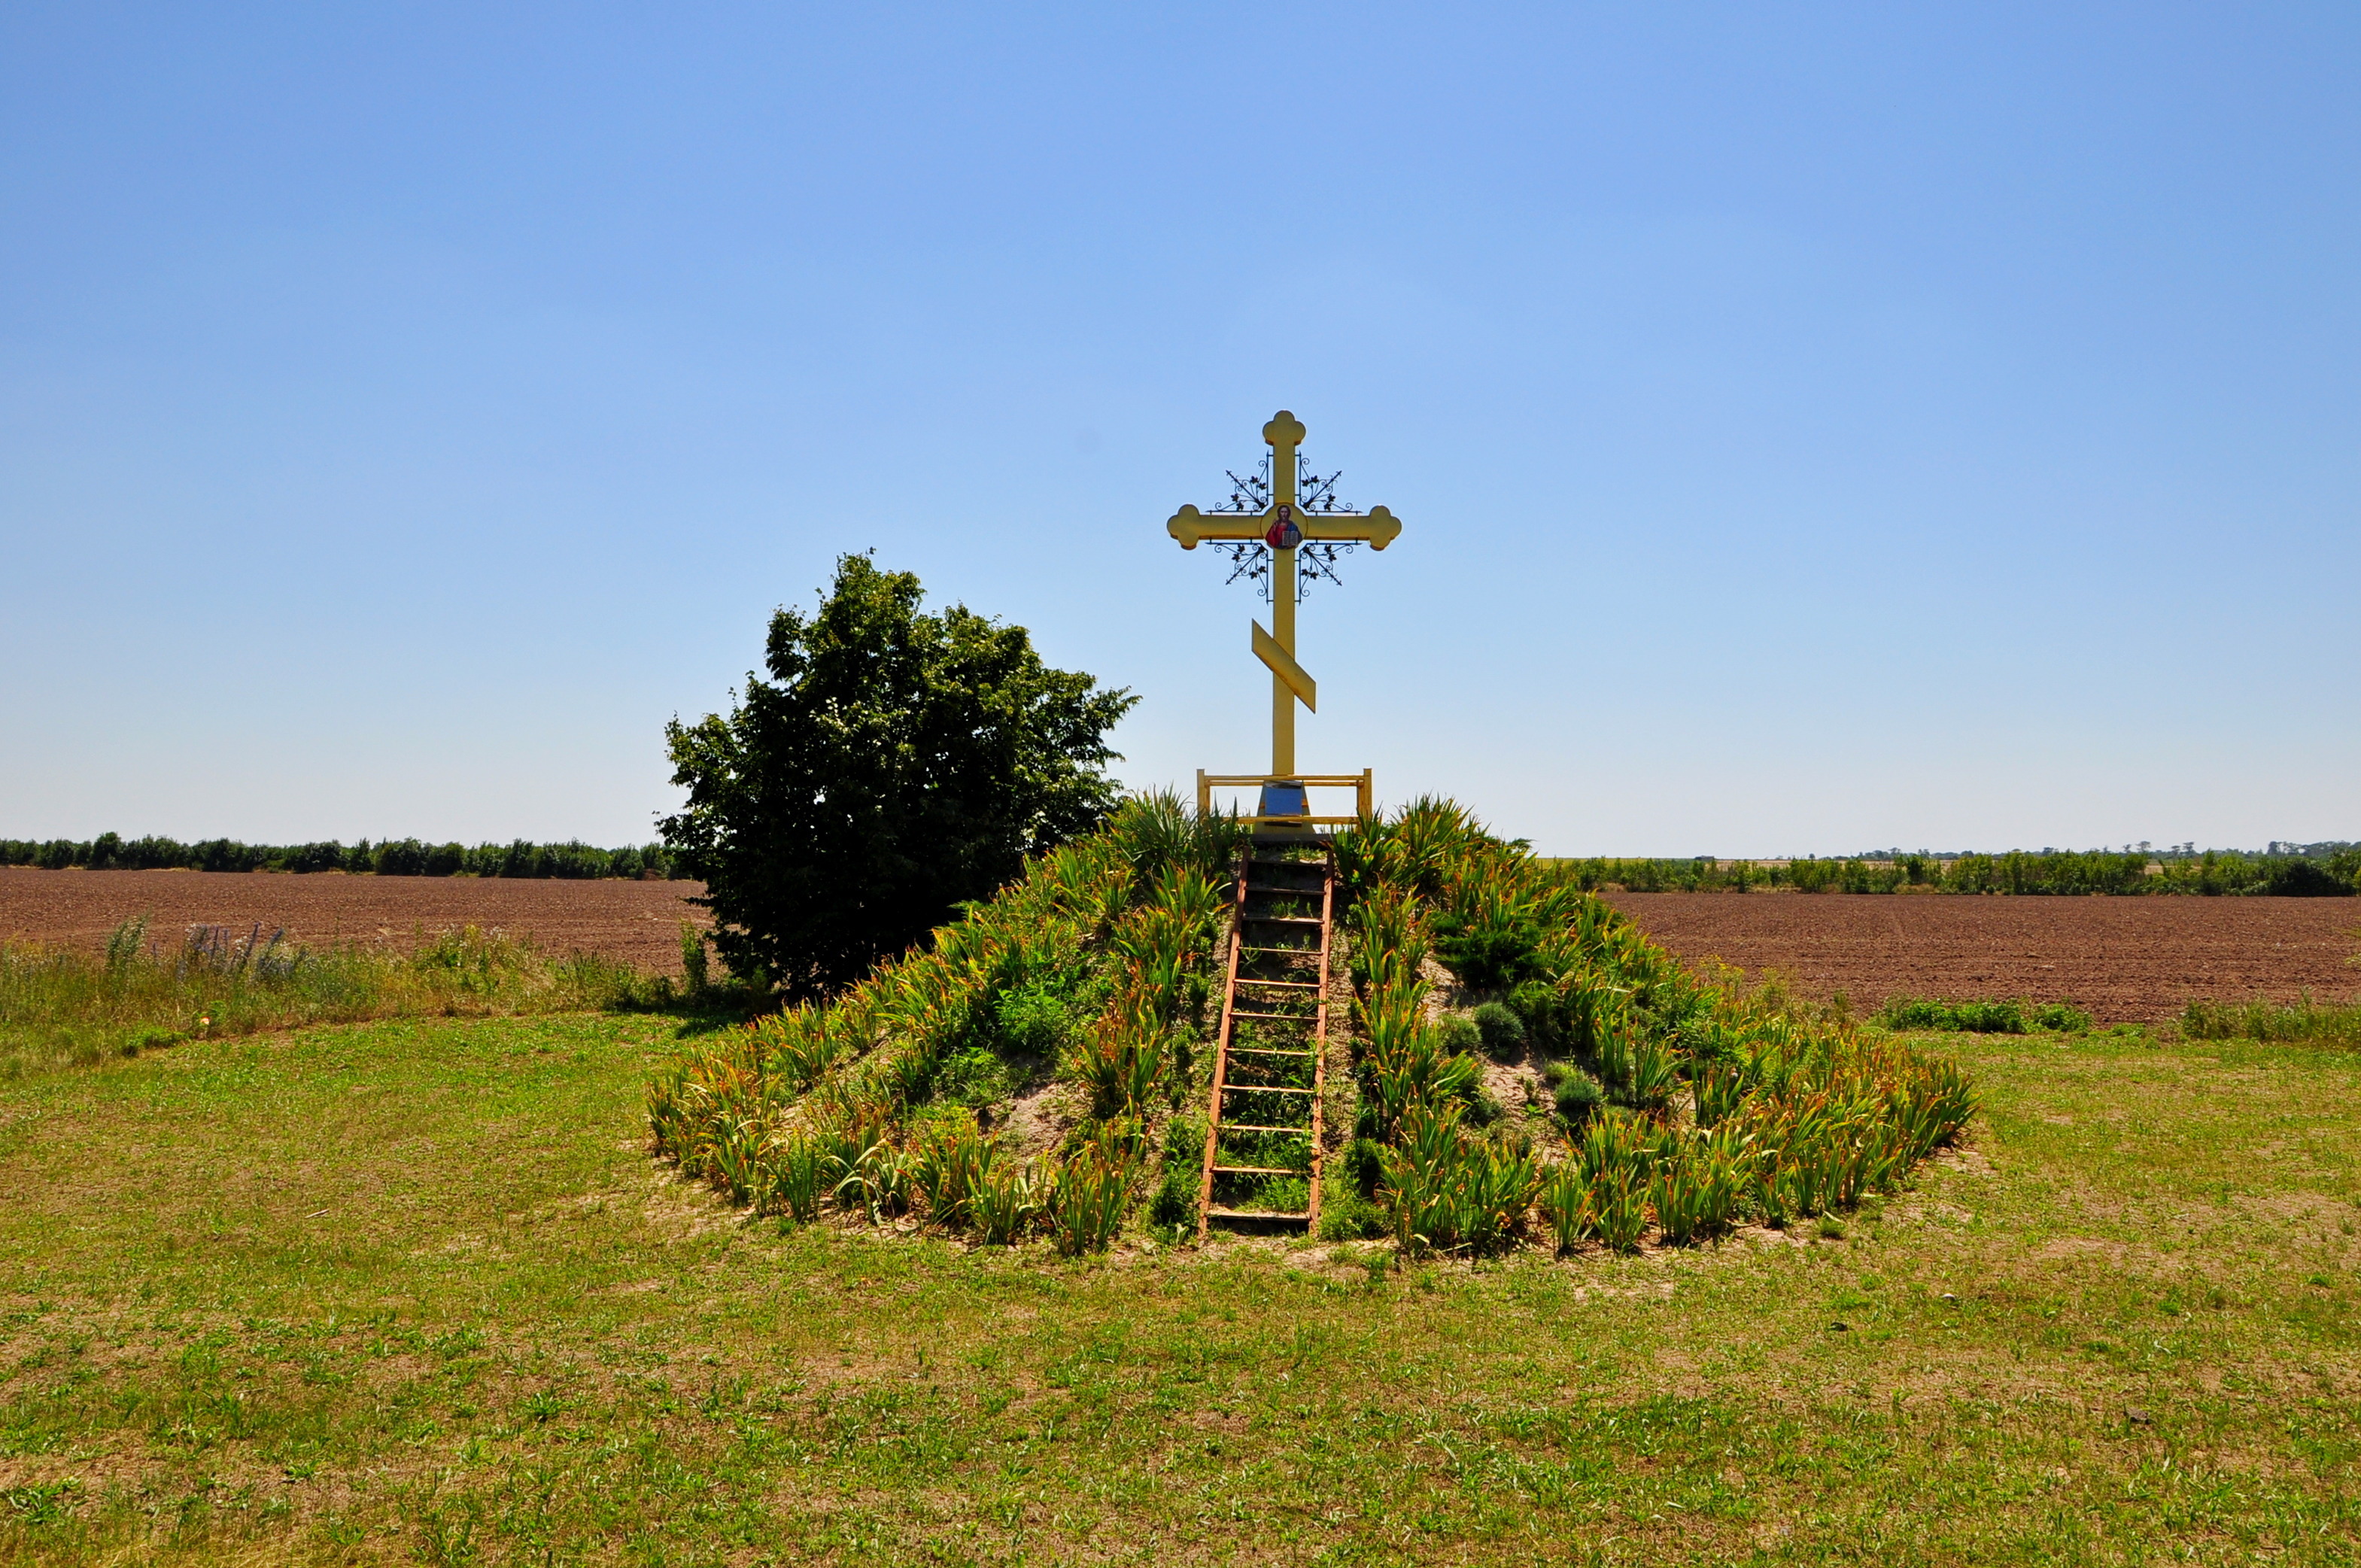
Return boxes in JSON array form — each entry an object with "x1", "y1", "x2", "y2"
[{"x1": 1166, "y1": 410, "x2": 1402, "y2": 779}]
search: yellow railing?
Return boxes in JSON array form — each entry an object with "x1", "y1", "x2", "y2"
[{"x1": 1195, "y1": 769, "x2": 1374, "y2": 828}]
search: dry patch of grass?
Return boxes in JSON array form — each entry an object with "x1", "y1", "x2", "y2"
[{"x1": 0, "y1": 1015, "x2": 2356, "y2": 1563}]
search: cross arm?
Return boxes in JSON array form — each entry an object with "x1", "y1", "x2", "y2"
[
  {"x1": 1167, "y1": 504, "x2": 1268, "y2": 549},
  {"x1": 1299, "y1": 506, "x2": 1402, "y2": 549},
  {"x1": 1166, "y1": 503, "x2": 1404, "y2": 550}
]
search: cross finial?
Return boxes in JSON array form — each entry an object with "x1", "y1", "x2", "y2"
[{"x1": 1263, "y1": 411, "x2": 1307, "y2": 506}]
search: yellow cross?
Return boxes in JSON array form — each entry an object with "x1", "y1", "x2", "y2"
[{"x1": 1166, "y1": 410, "x2": 1402, "y2": 779}]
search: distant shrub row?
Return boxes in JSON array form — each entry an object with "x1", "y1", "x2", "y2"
[
  {"x1": 1874, "y1": 996, "x2": 2094, "y2": 1035},
  {"x1": 0, "y1": 833, "x2": 688, "y2": 880},
  {"x1": 1550, "y1": 846, "x2": 2360, "y2": 897}
]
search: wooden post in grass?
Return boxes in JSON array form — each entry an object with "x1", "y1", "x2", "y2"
[{"x1": 1166, "y1": 412, "x2": 1402, "y2": 816}]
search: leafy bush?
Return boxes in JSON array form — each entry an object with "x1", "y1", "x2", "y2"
[
  {"x1": 1472, "y1": 1000, "x2": 1527, "y2": 1058},
  {"x1": 993, "y1": 979, "x2": 1085, "y2": 1061},
  {"x1": 660, "y1": 553, "x2": 1138, "y2": 998},
  {"x1": 1436, "y1": 1013, "x2": 1483, "y2": 1057},
  {"x1": 1543, "y1": 1061, "x2": 1603, "y2": 1127}
]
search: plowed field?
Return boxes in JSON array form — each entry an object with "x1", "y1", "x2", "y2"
[
  {"x1": 1607, "y1": 892, "x2": 2360, "y2": 1023},
  {"x1": 7, "y1": 871, "x2": 2354, "y2": 1016},
  {"x1": 0, "y1": 868, "x2": 708, "y2": 974}
]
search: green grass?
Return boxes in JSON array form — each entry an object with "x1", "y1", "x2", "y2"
[{"x1": 2, "y1": 1012, "x2": 2357, "y2": 1563}]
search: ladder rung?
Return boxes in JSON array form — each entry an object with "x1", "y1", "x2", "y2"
[
  {"x1": 1210, "y1": 1164, "x2": 1306, "y2": 1177},
  {"x1": 1222, "y1": 1083, "x2": 1314, "y2": 1095},
  {"x1": 1205, "y1": 1207, "x2": 1311, "y2": 1221},
  {"x1": 1235, "y1": 977, "x2": 1319, "y2": 989},
  {"x1": 1243, "y1": 914, "x2": 1322, "y2": 925},
  {"x1": 1226, "y1": 1045, "x2": 1314, "y2": 1058},
  {"x1": 1216, "y1": 1122, "x2": 1313, "y2": 1136},
  {"x1": 1230, "y1": 1007, "x2": 1312, "y2": 1021},
  {"x1": 1241, "y1": 945, "x2": 1317, "y2": 954}
]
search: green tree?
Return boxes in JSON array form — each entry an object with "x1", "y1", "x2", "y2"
[{"x1": 660, "y1": 555, "x2": 1137, "y2": 1000}]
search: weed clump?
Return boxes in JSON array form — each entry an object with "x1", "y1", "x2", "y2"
[
  {"x1": 2181, "y1": 995, "x2": 2361, "y2": 1047},
  {"x1": 1875, "y1": 996, "x2": 2093, "y2": 1035}
]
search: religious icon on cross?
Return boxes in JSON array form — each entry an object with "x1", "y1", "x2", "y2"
[{"x1": 1166, "y1": 411, "x2": 1403, "y2": 780}]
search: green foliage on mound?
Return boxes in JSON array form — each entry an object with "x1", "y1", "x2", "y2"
[
  {"x1": 647, "y1": 795, "x2": 1978, "y2": 1257},
  {"x1": 1336, "y1": 799, "x2": 1977, "y2": 1255},
  {"x1": 648, "y1": 792, "x2": 1243, "y2": 1253}
]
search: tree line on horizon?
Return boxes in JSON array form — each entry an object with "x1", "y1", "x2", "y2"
[
  {"x1": 1554, "y1": 845, "x2": 2360, "y2": 897},
  {"x1": 0, "y1": 834, "x2": 688, "y2": 880},
  {"x1": 11, "y1": 835, "x2": 2353, "y2": 897}
]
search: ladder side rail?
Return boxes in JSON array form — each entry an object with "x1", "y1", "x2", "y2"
[
  {"x1": 1196, "y1": 848, "x2": 1252, "y2": 1245},
  {"x1": 1308, "y1": 852, "x2": 1335, "y2": 1231}
]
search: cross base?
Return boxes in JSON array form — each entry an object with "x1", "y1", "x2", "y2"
[{"x1": 1195, "y1": 770, "x2": 1375, "y2": 837}]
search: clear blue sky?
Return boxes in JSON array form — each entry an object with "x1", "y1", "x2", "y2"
[{"x1": 4, "y1": 4, "x2": 2354, "y2": 855}]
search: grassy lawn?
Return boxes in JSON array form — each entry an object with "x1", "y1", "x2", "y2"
[{"x1": 2, "y1": 1014, "x2": 2356, "y2": 1565}]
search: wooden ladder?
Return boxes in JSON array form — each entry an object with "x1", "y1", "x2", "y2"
[{"x1": 1196, "y1": 846, "x2": 1334, "y2": 1240}]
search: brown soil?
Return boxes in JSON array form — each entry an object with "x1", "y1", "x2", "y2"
[
  {"x1": 0, "y1": 868, "x2": 709, "y2": 975},
  {"x1": 9, "y1": 872, "x2": 2351, "y2": 1020},
  {"x1": 1605, "y1": 892, "x2": 2361, "y2": 1024}
]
